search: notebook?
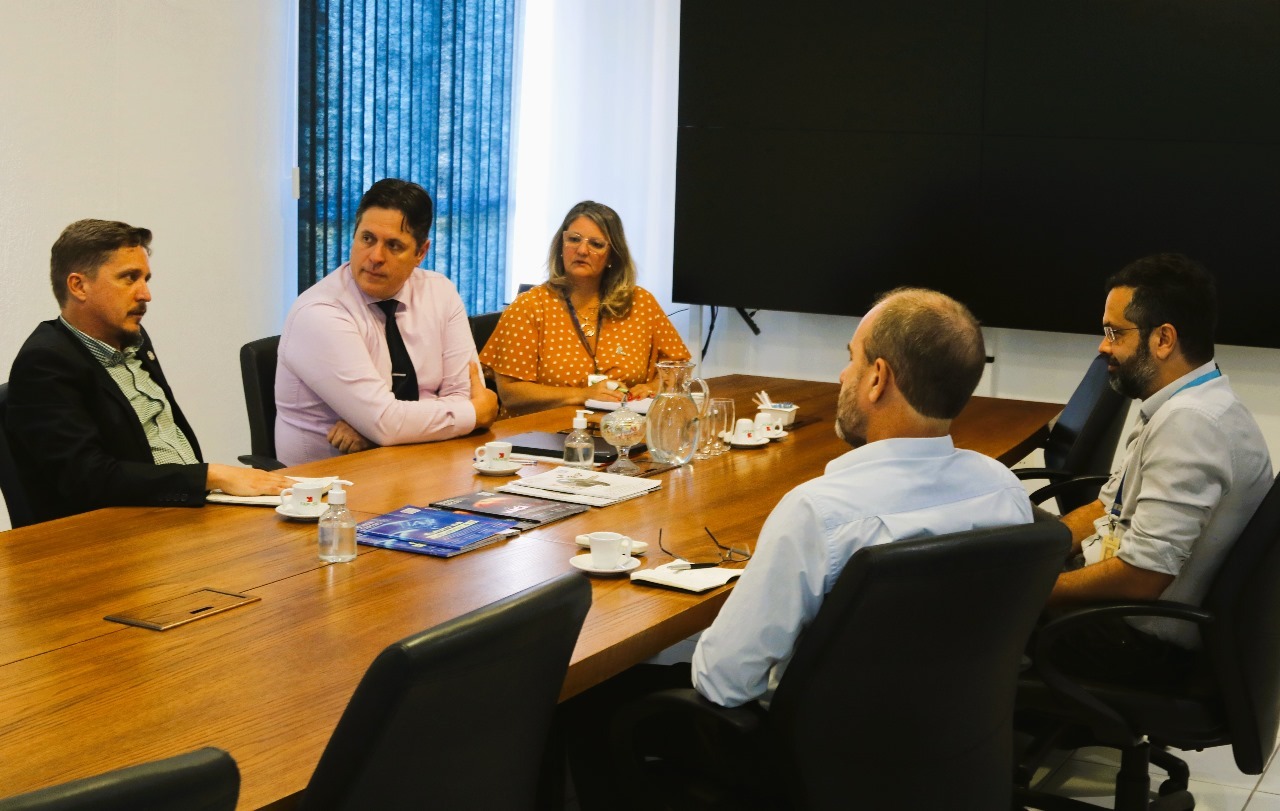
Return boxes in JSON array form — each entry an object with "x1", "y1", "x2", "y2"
[
  {"x1": 428, "y1": 491, "x2": 589, "y2": 529},
  {"x1": 630, "y1": 561, "x2": 744, "y2": 593}
]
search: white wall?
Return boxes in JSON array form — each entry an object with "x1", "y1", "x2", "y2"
[{"x1": 0, "y1": 1, "x2": 298, "y2": 503}]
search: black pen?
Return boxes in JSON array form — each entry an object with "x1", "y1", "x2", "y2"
[{"x1": 668, "y1": 561, "x2": 719, "y2": 570}]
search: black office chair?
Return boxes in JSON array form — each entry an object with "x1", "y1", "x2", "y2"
[
  {"x1": 1016, "y1": 474, "x2": 1280, "y2": 811},
  {"x1": 0, "y1": 747, "x2": 239, "y2": 811},
  {"x1": 1016, "y1": 354, "x2": 1130, "y2": 514},
  {"x1": 237, "y1": 336, "x2": 284, "y2": 470},
  {"x1": 468, "y1": 310, "x2": 503, "y2": 398},
  {"x1": 296, "y1": 571, "x2": 592, "y2": 811},
  {"x1": 613, "y1": 521, "x2": 1071, "y2": 811},
  {"x1": 469, "y1": 310, "x2": 503, "y2": 356},
  {"x1": 0, "y1": 382, "x2": 36, "y2": 529}
]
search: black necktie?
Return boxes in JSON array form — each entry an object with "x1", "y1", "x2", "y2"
[{"x1": 376, "y1": 300, "x2": 418, "y2": 401}]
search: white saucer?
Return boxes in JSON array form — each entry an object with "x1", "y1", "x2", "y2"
[
  {"x1": 729, "y1": 436, "x2": 770, "y2": 448},
  {"x1": 767, "y1": 430, "x2": 788, "y2": 440},
  {"x1": 473, "y1": 460, "x2": 522, "y2": 476},
  {"x1": 575, "y1": 537, "x2": 648, "y2": 556},
  {"x1": 569, "y1": 554, "x2": 642, "y2": 576},
  {"x1": 276, "y1": 504, "x2": 327, "y2": 521}
]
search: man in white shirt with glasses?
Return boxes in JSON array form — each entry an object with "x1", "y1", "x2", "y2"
[{"x1": 1045, "y1": 253, "x2": 1272, "y2": 683}]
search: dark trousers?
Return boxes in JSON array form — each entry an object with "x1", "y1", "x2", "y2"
[
  {"x1": 1045, "y1": 615, "x2": 1202, "y2": 690},
  {"x1": 558, "y1": 663, "x2": 779, "y2": 811}
]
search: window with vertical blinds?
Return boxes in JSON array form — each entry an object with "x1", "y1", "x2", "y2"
[{"x1": 298, "y1": 0, "x2": 515, "y2": 315}]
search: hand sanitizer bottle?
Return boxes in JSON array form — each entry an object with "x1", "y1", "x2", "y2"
[
  {"x1": 563, "y1": 409, "x2": 595, "y2": 468},
  {"x1": 318, "y1": 480, "x2": 357, "y2": 562}
]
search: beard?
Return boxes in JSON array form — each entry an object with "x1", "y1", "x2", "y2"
[
  {"x1": 834, "y1": 373, "x2": 867, "y2": 448},
  {"x1": 1108, "y1": 339, "x2": 1158, "y2": 400}
]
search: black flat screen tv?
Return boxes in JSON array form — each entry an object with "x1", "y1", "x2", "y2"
[{"x1": 673, "y1": 0, "x2": 1280, "y2": 348}]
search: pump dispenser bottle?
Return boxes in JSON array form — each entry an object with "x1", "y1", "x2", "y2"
[
  {"x1": 318, "y1": 480, "x2": 357, "y2": 562},
  {"x1": 563, "y1": 410, "x2": 594, "y2": 468}
]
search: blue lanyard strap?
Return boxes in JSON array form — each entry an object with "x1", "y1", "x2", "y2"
[
  {"x1": 1110, "y1": 367, "x2": 1221, "y2": 518},
  {"x1": 1171, "y1": 367, "x2": 1221, "y2": 397}
]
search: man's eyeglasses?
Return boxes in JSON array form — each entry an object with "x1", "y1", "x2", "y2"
[
  {"x1": 657, "y1": 527, "x2": 752, "y2": 569},
  {"x1": 1103, "y1": 325, "x2": 1140, "y2": 343},
  {"x1": 562, "y1": 232, "x2": 609, "y2": 255}
]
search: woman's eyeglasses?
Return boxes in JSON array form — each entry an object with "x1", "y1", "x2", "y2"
[{"x1": 562, "y1": 232, "x2": 609, "y2": 254}]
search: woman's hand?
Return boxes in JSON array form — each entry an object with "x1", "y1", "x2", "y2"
[
  {"x1": 626, "y1": 381, "x2": 657, "y2": 400},
  {"x1": 584, "y1": 378, "x2": 625, "y2": 403}
]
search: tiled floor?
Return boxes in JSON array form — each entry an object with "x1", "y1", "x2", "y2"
[{"x1": 1030, "y1": 739, "x2": 1280, "y2": 810}]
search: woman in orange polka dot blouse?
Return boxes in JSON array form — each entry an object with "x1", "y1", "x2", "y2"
[{"x1": 479, "y1": 201, "x2": 691, "y2": 415}]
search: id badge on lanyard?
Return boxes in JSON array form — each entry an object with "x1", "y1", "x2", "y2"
[{"x1": 1100, "y1": 515, "x2": 1122, "y2": 560}]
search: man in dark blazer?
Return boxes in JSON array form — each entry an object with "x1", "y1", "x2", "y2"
[{"x1": 5, "y1": 219, "x2": 290, "y2": 523}]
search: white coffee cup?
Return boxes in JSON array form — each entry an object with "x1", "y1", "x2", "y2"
[
  {"x1": 281, "y1": 484, "x2": 325, "y2": 512},
  {"x1": 585, "y1": 531, "x2": 633, "y2": 570},
  {"x1": 733, "y1": 417, "x2": 757, "y2": 443},
  {"x1": 754, "y1": 412, "x2": 780, "y2": 436},
  {"x1": 474, "y1": 441, "x2": 513, "y2": 469}
]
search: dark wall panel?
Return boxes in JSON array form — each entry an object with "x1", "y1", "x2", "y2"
[
  {"x1": 673, "y1": 128, "x2": 984, "y2": 317},
  {"x1": 675, "y1": 0, "x2": 1280, "y2": 348}
]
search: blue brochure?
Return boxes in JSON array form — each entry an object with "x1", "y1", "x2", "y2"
[{"x1": 356, "y1": 505, "x2": 519, "y2": 556}]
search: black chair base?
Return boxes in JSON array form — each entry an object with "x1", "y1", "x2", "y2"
[{"x1": 1016, "y1": 734, "x2": 1197, "y2": 811}]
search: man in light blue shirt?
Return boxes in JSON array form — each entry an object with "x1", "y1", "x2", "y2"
[
  {"x1": 691, "y1": 288, "x2": 1035, "y2": 708},
  {"x1": 564, "y1": 288, "x2": 1034, "y2": 809}
]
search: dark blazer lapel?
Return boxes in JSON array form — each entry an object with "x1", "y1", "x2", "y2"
[{"x1": 51, "y1": 320, "x2": 156, "y2": 458}]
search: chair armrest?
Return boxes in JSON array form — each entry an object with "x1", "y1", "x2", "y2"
[
  {"x1": 237, "y1": 454, "x2": 286, "y2": 471},
  {"x1": 1028, "y1": 474, "x2": 1109, "y2": 507},
  {"x1": 1029, "y1": 601, "x2": 1213, "y2": 744},
  {"x1": 1015, "y1": 467, "x2": 1075, "y2": 482}
]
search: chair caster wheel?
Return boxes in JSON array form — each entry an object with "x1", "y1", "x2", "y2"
[{"x1": 1159, "y1": 777, "x2": 1188, "y2": 796}]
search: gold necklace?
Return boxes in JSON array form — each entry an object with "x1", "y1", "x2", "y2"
[{"x1": 578, "y1": 301, "x2": 600, "y2": 337}]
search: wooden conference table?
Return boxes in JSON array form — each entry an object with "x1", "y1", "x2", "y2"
[{"x1": 0, "y1": 375, "x2": 1061, "y2": 809}]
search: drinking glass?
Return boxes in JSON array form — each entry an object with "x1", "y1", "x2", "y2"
[
  {"x1": 692, "y1": 391, "x2": 714, "y2": 461},
  {"x1": 709, "y1": 398, "x2": 735, "y2": 456}
]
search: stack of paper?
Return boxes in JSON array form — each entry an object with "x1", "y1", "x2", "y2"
[
  {"x1": 585, "y1": 397, "x2": 653, "y2": 414},
  {"x1": 206, "y1": 476, "x2": 340, "y2": 506},
  {"x1": 497, "y1": 468, "x2": 660, "y2": 507}
]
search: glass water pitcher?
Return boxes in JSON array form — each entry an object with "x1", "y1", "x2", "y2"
[{"x1": 645, "y1": 361, "x2": 710, "y2": 466}]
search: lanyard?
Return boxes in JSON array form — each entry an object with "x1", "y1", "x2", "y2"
[
  {"x1": 1110, "y1": 366, "x2": 1221, "y2": 519},
  {"x1": 563, "y1": 293, "x2": 602, "y2": 373}
]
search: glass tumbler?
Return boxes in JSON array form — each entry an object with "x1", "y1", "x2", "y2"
[{"x1": 709, "y1": 398, "x2": 735, "y2": 456}]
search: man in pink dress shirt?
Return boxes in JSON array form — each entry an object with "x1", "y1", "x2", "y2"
[{"x1": 275, "y1": 179, "x2": 499, "y2": 465}]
